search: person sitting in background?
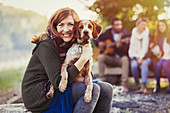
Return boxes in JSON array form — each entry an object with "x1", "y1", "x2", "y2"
[
  {"x1": 93, "y1": 17, "x2": 131, "y2": 92},
  {"x1": 150, "y1": 20, "x2": 170, "y2": 93},
  {"x1": 128, "y1": 18, "x2": 151, "y2": 93},
  {"x1": 149, "y1": 20, "x2": 166, "y2": 82}
]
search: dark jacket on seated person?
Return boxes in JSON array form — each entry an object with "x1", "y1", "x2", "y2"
[{"x1": 93, "y1": 27, "x2": 131, "y2": 57}]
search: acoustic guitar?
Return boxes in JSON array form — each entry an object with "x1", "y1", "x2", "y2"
[{"x1": 93, "y1": 38, "x2": 130, "y2": 60}]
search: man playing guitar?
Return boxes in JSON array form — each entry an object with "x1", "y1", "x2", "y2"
[{"x1": 93, "y1": 17, "x2": 131, "y2": 92}]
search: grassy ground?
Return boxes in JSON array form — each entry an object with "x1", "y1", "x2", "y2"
[
  {"x1": 128, "y1": 76, "x2": 169, "y2": 88},
  {"x1": 0, "y1": 68, "x2": 25, "y2": 90}
]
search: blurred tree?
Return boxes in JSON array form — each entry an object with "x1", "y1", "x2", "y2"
[
  {"x1": 86, "y1": 0, "x2": 169, "y2": 32},
  {"x1": 0, "y1": 4, "x2": 48, "y2": 70},
  {"x1": 0, "y1": 4, "x2": 47, "y2": 51}
]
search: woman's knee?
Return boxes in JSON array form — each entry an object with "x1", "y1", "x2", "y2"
[
  {"x1": 163, "y1": 60, "x2": 170, "y2": 74},
  {"x1": 97, "y1": 82, "x2": 113, "y2": 97},
  {"x1": 163, "y1": 60, "x2": 170, "y2": 68},
  {"x1": 93, "y1": 83, "x2": 100, "y2": 95},
  {"x1": 131, "y1": 60, "x2": 138, "y2": 69},
  {"x1": 142, "y1": 59, "x2": 151, "y2": 67},
  {"x1": 156, "y1": 59, "x2": 163, "y2": 68}
]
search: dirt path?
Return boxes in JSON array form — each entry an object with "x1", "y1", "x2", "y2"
[
  {"x1": 0, "y1": 88, "x2": 170, "y2": 113},
  {"x1": 0, "y1": 89, "x2": 21, "y2": 104},
  {"x1": 111, "y1": 91, "x2": 170, "y2": 113}
]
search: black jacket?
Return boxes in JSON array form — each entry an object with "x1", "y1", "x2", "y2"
[
  {"x1": 93, "y1": 28, "x2": 131, "y2": 57},
  {"x1": 22, "y1": 38, "x2": 79, "y2": 112}
]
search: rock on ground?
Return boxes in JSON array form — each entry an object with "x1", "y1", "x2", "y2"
[{"x1": 111, "y1": 91, "x2": 170, "y2": 113}]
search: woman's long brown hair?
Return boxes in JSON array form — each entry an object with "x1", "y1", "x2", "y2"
[
  {"x1": 154, "y1": 20, "x2": 170, "y2": 44},
  {"x1": 31, "y1": 7, "x2": 80, "y2": 43}
]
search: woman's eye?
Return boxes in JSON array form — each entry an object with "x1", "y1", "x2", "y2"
[
  {"x1": 69, "y1": 23, "x2": 74, "y2": 26},
  {"x1": 58, "y1": 23, "x2": 64, "y2": 27}
]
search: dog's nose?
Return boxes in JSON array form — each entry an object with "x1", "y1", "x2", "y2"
[{"x1": 83, "y1": 31, "x2": 88, "y2": 36}]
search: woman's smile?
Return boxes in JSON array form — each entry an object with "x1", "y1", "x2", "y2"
[{"x1": 62, "y1": 32, "x2": 72, "y2": 37}]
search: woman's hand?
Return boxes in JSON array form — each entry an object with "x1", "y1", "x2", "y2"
[
  {"x1": 75, "y1": 43, "x2": 93, "y2": 71},
  {"x1": 137, "y1": 58, "x2": 143, "y2": 65},
  {"x1": 149, "y1": 42, "x2": 155, "y2": 49}
]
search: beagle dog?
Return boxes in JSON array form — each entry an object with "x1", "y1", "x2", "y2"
[{"x1": 58, "y1": 19, "x2": 102, "y2": 103}]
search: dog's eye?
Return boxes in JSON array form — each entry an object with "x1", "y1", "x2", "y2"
[
  {"x1": 88, "y1": 25, "x2": 92, "y2": 29},
  {"x1": 79, "y1": 26, "x2": 83, "y2": 29}
]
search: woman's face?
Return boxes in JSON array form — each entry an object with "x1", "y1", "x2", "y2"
[
  {"x1": 137, "y1": 21, "x2": 147, "y2": 34},
  {"x1": 56, "y1": 15, "x2": 74, "y2": 42},
  {"x1": 158, "y1": 21, "x2": 166, "y2": 33}
]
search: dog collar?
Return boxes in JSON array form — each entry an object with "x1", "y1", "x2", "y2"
[
  {"x1": 77, "y1": 41, "x2": 89, "y2": 45},
  {"x1": 77, "y1": 41, "x2": 89, "y2": 54}
]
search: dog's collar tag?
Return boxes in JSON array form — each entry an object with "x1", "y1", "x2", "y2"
[{"x1": 78, "y1": 45, "x2": 82, "y2": 54}]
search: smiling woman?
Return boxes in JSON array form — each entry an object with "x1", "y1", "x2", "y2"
[{"x1": 21, "y1": 7, "x2": 113, "y2": 113}]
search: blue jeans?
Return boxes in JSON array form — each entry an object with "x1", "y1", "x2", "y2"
[
  {"x1": 155, "y1": 58, "x2": 170, "y2": 87},
  {"x1": 130, "y1": 58, "x2": 151, "y2": 84},
  {"x1": 72, "y1": 81, "x2": 113, "y2": 113}
]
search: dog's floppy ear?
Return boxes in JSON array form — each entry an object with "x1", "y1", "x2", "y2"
[
  {"x1": 74, "y1": 21, "x2": 81, "y2": 39},
  {"x1": 90, "y1": 20, "x2": 102, "y2": 39}
]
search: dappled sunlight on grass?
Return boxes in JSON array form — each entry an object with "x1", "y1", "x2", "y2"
[
  {"x1": 129, "y1": 77, "x2": 169, "y2": 88},
  {"x1": 0, "y1": 68, "x2": 25, "y2": 90}
]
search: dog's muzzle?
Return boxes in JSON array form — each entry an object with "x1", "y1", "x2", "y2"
[{"x1": 83, "y1": 31, "x2": 89, "y2": 36}]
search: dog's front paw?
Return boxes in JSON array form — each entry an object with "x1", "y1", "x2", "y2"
[
  {"x1": 84, "y1": 90, "x2": 92, "y2": 103},
  {"x1": 46, "y1": 85, "x2": 54, "y2": 98},
  {"x1": 58, "y1": 76, "x2": 68, "y2": 92}
]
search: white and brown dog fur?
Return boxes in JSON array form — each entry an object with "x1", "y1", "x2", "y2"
[{"x1": 58, "y1": 19, "x2": 102, "y2": 103}]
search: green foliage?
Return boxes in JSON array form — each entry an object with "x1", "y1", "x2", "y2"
[
  {"x1": 0, "y1": 68, "x2": 24, "y2": 90},
  {"x1": 89, "y1": 0, "x2": 169, "y2": 31},
  {"x1": 124, "y1": 108, "x2": 132, "y2": 113}
]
